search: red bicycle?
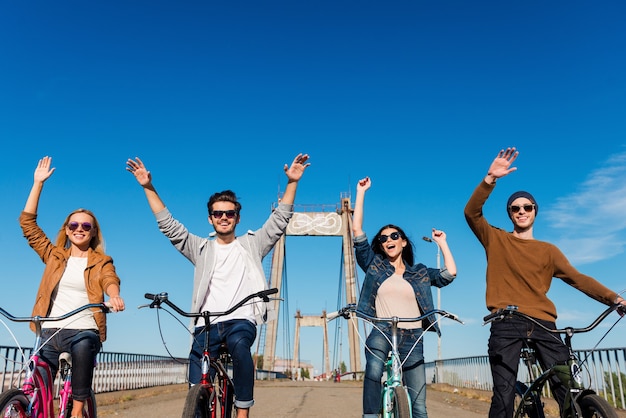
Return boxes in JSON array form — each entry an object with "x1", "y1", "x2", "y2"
[{"x1": 142, "y1": 288, "x2": 278, "y2": 418}]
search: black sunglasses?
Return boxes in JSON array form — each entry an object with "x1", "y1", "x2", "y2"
[
  {"x1": 378, "y1": 232, "x2": 402, "y2": 243},
  {"x1": 68, "y1": 221, "x2": 93, "y2": 231},
  {"x1": 211, "y1": 210, "x2": 238, "y2": 219},
  {"x1": 509, "y1": 204, "x2": 535, "y2": 213}
]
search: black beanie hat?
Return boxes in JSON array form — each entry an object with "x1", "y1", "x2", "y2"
[{"x1": 506, "y1": 191, "x2": 538, "y2": 216}]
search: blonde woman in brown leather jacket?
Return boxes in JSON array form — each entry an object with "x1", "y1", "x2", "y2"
[{"x1": 19, "y1": 156, "x2": 125, "y2": 418}]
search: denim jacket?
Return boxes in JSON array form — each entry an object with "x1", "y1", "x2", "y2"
[{"x1": 354, "y1": 234, "x2": 455, "y2": 335}]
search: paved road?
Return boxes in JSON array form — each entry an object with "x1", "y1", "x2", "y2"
[
  {"x1": 95, "y1": 381, "x2": 492, "y2": 417},
  {"x1": 95, "y1": 380, "x2": 626, "y2": 418}
]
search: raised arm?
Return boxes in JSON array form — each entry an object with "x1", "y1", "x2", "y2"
[
  {"x1": 352, "y1": 177, "x2": 371, "y2": 237},
  {"x1": 126, "y1": 157, "x2": 166, "y2": 214},
  {"x1": 430, "y1": 228, "x2": 457, "y2": 277},
  {"x1": 24, "y1": 156, "x2": 56, "y2": 214},
  {"x1": 279, "y1": 153, "x2": 311, "y2": 205},
  {"x1": 484, "y1": 147, "x2": 519, "y2": 185}
]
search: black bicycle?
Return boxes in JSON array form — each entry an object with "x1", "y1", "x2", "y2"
[
  {"x1": 483, "y1": 303, "x2": 625, "y2": 418},
  {"x1": 142, "y1": 288, "x2": 278, "y2": 418}
]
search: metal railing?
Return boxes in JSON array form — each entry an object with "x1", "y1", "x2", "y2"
[
  {"x1": 1, "y1": 346, "x2": 187, "y2": 394},
  {"x1": 425, "y1": 347, "x2": 626, "y2": 410}
]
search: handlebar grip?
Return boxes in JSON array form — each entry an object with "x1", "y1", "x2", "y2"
[
  {"x1": 326, "y1": 311, "x2": 340, "y2": 321},
  {"x1": 483, "y1": 311, "x2": 502, "y2": 322},
  {"x1": 266, "y1": 288, "x2": 279, "y2": 295},
  {"x1": 145, "y1": 293, "x2": 156, "y2": 300}
]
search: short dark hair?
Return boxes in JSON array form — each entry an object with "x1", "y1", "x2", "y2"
[{"x1": 207, "y1": 190, "x2": 242, "y2": 215}]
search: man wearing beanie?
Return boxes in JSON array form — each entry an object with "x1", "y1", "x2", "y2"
[{"x1": 464, "y1": 147, "x2": 626, "y2": 418}]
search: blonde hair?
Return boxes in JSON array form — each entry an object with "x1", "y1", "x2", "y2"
[{"x1": 55, "y1": 209, "x2": 105, "y2": 254}]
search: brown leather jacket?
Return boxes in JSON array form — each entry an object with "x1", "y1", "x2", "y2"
[{"x1": 19, "y1": 211, "x2": 121, "y2": 342}]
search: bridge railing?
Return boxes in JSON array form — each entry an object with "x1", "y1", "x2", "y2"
[
  {"x1": 1, "y1": 346, "x2": 187, "y2": 394},
  {"x1": 425, "y1": 347, "x2": 626, "y2": 410}
]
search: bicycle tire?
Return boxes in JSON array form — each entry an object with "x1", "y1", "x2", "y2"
[
  {"x1": 577, "y1": 394, "x2": 618, "y2": 418},
  {"x1": 0, "y1": 388, "x2": 29, "y2": 418},
  {"x1": 513, "y1": 381, "x2": 545, "y2": 418},
  {"x1": 64, "y1": 391, "x2": 98, "y2": 418},
  {"x1": 390, "y1": 386, "x2": 411, "y2": 418},
  {"x1": 182, "y1": 384, "x2": 214, "y2": 418}
]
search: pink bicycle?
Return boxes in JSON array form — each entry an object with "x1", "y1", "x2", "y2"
[{"x1": 0, "y1": 303, "x2": 110, "y2": 418}]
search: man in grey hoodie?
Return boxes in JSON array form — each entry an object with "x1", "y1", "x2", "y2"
[{"x1": 127, "y1": 153, "x2": 310, "y2": 418}]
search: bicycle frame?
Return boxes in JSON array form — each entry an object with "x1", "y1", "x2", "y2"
[
  {"x1": 0, "y1": 303, "x2": 108, "y2": 418},
  {"x1": 382, "y1": 316, "x2": 412, "y2": 417}
]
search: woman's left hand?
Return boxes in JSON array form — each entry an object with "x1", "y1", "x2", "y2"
[
  {"x1": 107, "y1": 295, "x2": 125, "y2": 312},
  {"x1": 431, "y1": 228, "x2": 447, "y2": 243}
]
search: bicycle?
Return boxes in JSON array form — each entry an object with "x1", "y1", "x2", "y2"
[
  {"x1": 141, "y1": 288, "x2": 278, "y2": 418},
  {"x1": 0, "y1": 302, "x2": 111, "y2": 418},
  {"x1": 483, "y1": 303, "x2": 626, "y2": 418},
  {"x1": 328, "y1": 303, "x2": 463, "y2": 418}
]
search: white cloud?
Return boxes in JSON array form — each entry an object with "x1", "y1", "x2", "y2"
[{"x1": 544, "y1": 151, "x2": 626, "y2": 264}]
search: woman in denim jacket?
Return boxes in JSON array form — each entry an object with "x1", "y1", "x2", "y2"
[{"x1": 353, "y1": 177, "x2": 457, "y2": 418}]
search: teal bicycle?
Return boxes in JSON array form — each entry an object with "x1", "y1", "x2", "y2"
[{"x1": 329, "y1": 304, "x2": 463, "y2": 418}]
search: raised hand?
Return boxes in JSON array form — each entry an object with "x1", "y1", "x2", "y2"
[
  {"x1": 126, "y1": 157, "x2": 152, "y2": 187},
  {"x1": 487, "y1": 147, "x2": 519, "y2": 179},
  {"x1": 34, "y1": 156, "x2": 55, "y2": 183},
  {"x1": 431, "y1": 228, "x2": 447, "y2": 244},
  {"x1": 284, "y1": 153, "x2": 311, "y2": 183},
  {"x1": 357, "y1": 177, "x2": 371, "y2": 193}
]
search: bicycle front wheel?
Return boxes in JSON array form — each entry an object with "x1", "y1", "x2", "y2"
[
  {"x1": 65, "y1": 391, "x2": 98, "y2": 418},
  {"x1": 390, "y1": 386, "x2": 411, "y2": 418},
  {"x1": 577, "y1": 394, "x2": 618, "y2": 418},
  {"x1": 514, "y1": 381, "x2": 545, "y2": 418},
  {"x1": 0, "y1": 388, "x2": 29, "y2": 418},
  {"x1": 182, "y1": 384, "x2": 214, "y2": 418}
]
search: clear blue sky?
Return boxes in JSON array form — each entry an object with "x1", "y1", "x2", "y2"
[{"x1": 1, "y1": 1, "x2": 625, "y2": 375}]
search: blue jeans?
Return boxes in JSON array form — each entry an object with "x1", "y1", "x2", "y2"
[
  {"x1": 363, "y1": 327, "x2": 427, "y2": 418},
  {"x1": 189, "y1": 319, "x2": 257, "y2": 409},
  {"x1": 488, "y1": 315, "x2": 569, "y2": 418},
  {"x1": 39, "y1": 328, "x2": 101, "y2": 401}
]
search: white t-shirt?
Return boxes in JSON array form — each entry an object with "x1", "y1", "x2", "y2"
[
  {"x1": 198, "y1": 241, "x2": 255, "y2": 327},
  {"x1": 43, "y1": 256, "x2": 98, "y2": 330},
  {"x1": 375, "y1": 273, "x2": 422, "y2": 329}
]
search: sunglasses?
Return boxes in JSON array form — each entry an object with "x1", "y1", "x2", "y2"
[
  {"x1": 378, "y1": 232, "x2": 402, "y2": 243},
  {"x1": 509, "y1": 204, "x2": 535, "y2": 213},
  {"x1": 67, "y1": 221, "x2": 93, "y2": 231},
  {"x1": 211, "y1": 210, "x2": 238, "y2": 219}
]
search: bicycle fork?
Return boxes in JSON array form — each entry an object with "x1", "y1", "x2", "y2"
[
  {"x1": 199, "y1": 349, "x2": 218, "y2": 417},
  {"x1": 58, "y1": 353, "x2": 72, "y2": 418}
]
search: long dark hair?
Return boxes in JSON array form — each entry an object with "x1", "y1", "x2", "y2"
[{"x1": 371, "y1": 224, "x2": 414, "y2": 266}]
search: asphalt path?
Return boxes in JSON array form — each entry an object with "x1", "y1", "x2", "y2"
[
  {"x1": 95, "y1": 381, "x2": 492, "y2": 417},
  {"x1": 95, "y1": 380, "x2": 626, "y2": 418}
]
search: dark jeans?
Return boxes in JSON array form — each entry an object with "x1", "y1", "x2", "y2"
[
  {"x1": 189, "y1": 319, "x2": 257, "y2": 409},
  {"x1": 488, "y1": 315, "x2": 569, "y2": 418},
  {"x1": 363, "y1": 327, "x2": 427, "y2": 418},
  {"x1": 39, "y1": 328, "x2": 101, "y2": 401}
]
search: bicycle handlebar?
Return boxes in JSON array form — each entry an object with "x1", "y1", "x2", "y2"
[
  {"x1": 327, "y1": 304, "x2": 464, "y2": 325},
  {"x1": 0, "y1": 303, "x2": 111, "y2": 324},
  {"x1": 142, "y1": 288, "x2": 279, "y2": 318},
  {"x1": 483, "y1": 303, "x2": 625, "y2": 335}
]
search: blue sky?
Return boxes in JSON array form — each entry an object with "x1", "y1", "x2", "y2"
[{"x1": 1, "y1": 1, "x2": 625, "y2": 375}]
